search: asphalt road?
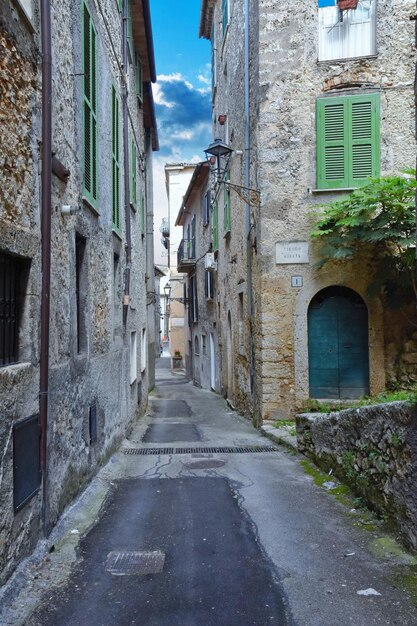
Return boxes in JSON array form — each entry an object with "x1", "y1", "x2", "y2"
[{"x1": 2, "y1": 358, "x2": 417, "y2": 625}]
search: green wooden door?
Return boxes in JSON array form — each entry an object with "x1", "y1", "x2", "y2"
[{"x1": 308, "y1": 288, "x2": 369, "y2": 399}]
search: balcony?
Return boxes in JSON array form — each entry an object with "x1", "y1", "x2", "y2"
[{"x1": 177, "y1": 238, "x2": 196, "y2": 273}]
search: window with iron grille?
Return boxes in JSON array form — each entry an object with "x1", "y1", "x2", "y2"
[{"x1": 0, "y1": 253, "x2": 23, "y2": 367}]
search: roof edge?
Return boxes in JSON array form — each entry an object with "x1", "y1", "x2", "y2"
[
  {"x1": 199, "y1": 0, "x2": 215, "y2": 40},
  {"x1": 142, "y1": 0, "x2": 157, "y2": 82}
]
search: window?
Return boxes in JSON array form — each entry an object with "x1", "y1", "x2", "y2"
[
  {"x1": 83, "y1": 2, "x2": 98, "y2": 208},
  {"x1": 205, "y1": 270, "x2": 214, "y2": 300},
  {"x1": 191, "y1": 276, "x2": 198, "y2": 323},
  {"x1": 130, "y1": 331, "x2": 137, "y2": 383},
  {"x1": 135, "y1": 51, "x2": 143, "y2": 102},
  {"x1": 318, "y1": 0, "x2": 376, "y2": 62},
  {"x1": 140, "y1": 192, "x2": 145, "y2": 235},
  {"x1": 194, "y1": 335, "x2": 199, "y2": 356},
  {"x1": 223, "y1": 174, "x2": 231, "y2": 235},
  {"x1": 130, "y1": 137, "x2": 137, "y2": 210},
  {"x1": 222, "y1": 0, "x2": 229, "y2": 37},
  {"x1": 113, "y1": 253, "x2": 121, "y2": 334},
  {"x1": 75, "y1": 234, "x2": 88, "y2": 354},
  {"x1": 316, "y1": 94, "x2": 380, "y2": 190},
  {"x1": 112, "y1": 86, "x2": 121, "y2": 231},
  {"x1": 0, "y1": 253, "x2": 23, "y2": 366},
  {"x1": 202, "y1": 335, "x2": 207, "y2": 356},
  {"x1": 141, "y1": 328, "x2": 147, "y2": 372},
  {"x1": 13, "y1": 414, "x2": 41, "y2": 512},
  {"x1": 127, "y1": 0, "x2": 133, "y2": 64},
  {"x1": 202, "y1": 190, "x2": 210, "y2": 226},
  {"x1": 191, "y1": 215, "x2": 196, "y2": 258},
  {"x1": 212, "y1": 200, "x2": 219, "y2": 251}
]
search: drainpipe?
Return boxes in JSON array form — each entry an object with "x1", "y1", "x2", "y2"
[
  {"x1": 244, "y1": 0, "x2": 255, "y2": 408},
  {"x1": 122, "y1": 0, "x2": 131, "y2": 327},
  {"x1": 39, "y1": 0, "x2": 52, "y2": 534}
]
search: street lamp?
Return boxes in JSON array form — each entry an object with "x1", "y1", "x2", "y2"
[
  {"x1": 163, "y1": 282, "x2": 171, "y2": 301},
  {"x1": 204, "y1": 138, "x2": 233, "y2": 179}
]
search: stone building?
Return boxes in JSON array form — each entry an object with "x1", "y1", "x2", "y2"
[
  {"x1": 164, "y1": 163, "x2": 195, "y2": 364},
  {"x1": 0, "y1": 0, "x2": 158, "y2": 582},
  {"x1": 176, "y1": 162, "x2": 221, "y2": 389},
  {"x1": 199, "y1": 0, "x2": 416, "y2": 421}
]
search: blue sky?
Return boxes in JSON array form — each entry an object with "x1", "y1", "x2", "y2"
[{"x1": 151, "y1": 1, "x2": 212, "y2": 262}]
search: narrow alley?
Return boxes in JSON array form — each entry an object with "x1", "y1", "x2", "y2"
[{"x1": 0, "y1": 359, "x2": 416, "y2": 626}]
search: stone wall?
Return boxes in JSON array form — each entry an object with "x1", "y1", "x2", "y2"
[
  {"x1": 297, "y1": 402, "x2": 417, "y2": 549},
  {"x1": 0, "y1": 0, "x2": 155, "y2": 583},
  {"x1": 256, "y1": 0, "x2": 415, "y2": 419}
]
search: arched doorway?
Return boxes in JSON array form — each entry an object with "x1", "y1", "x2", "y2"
[{"x1": 308, "y1": 287, "x2": 369, "y2": 399}]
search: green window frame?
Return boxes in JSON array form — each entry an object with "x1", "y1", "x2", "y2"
[
  {"x1": 111, "y1": 85, "x2": 121, "y2": 232},
  {"x1": 135, "y1": 51, "x2": 143, "y2": 102},
  {"x1": 223, "y1": 174, "x2": 231, "y2": 234},
  {"x1": 130, "y1": 137, "x2": 137, "y2": 210},
  {"x1": 82, "y1": 2, "x2": 98, "y2": 208},
  {"x1": 222, "y1": 0, "x2": 229, "y2": 37},
  {"x1": 213, "y1": 200, "x2": 219, "y2": 252},
  {"x1": 316, "y1": 94, "x2": 380, "y2": 190}
]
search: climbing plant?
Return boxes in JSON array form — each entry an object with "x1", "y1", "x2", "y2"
[{"x1": 310, "y1": 172, "x2": 417, "y2": 306}]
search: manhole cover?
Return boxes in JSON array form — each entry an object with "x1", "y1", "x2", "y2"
[
  {"x1": 105, "y1": 551, "x2": 165, "y2": 576},
  {"x1": 184, "y1": 459, "x2": 226, "y2": 469}
]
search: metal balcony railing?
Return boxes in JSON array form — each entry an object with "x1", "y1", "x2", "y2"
[{"x1": 177, "y1": 238, "x2": 196, "y2": 272}]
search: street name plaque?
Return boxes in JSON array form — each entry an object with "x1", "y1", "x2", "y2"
[{"x1": 276, "y1": 241, "x2": 309, "y2": 264}]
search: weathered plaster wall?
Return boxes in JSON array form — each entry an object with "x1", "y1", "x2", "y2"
[
  {"x1": 256, "y1": 0, "x2": 415, "y2": 419},
  {"x1": 297, "y1": 401, "x2": 417, "y2": 550}
]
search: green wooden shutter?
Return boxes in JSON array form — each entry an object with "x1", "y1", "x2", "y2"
[
  {"x1": 213, "y1": 200, "x2": 219, "y2": 251},
  {"x1": 317, "y1": 94, "x2": 380, "y2": 190},
  {"x1": 83, "y1": 3, "x2": 98, "y2": 207},
  {"x1": 316, "y1": 97, "x2": 348, "y2": 189},
  {"x1": 349, "y1": 94, "x2": 380, "y2": 186},
  {"x1": 224, "y1": 174, "x2": 231, "y2": 233},
  {"x1": 130, "y1": 138, "x2": 137, "y2": 210},
  {"x1": 112, "y1": 86, "x2": 120, "y2": 231}
]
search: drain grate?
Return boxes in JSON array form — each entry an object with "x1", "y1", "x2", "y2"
[
  {"x1": 123, "y1": 445, "x2": 277, "y2": 456},
  {"x1": 106, "y1": 551, "x2": 165, "y2": 576}
]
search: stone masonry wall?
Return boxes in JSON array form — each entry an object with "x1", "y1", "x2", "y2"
[
  {"x1": 0, "y1": 2, "x2": 41, "y2": 584},
  {"x1": 257, "y1": 0, "x2": 415, "y2": 419},
  {"x1": 297, "y1": 402, "x2": 417, "y2": 550}
]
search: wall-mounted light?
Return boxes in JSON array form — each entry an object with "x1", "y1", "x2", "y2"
[
  {"x1": 61, "y1": 205, "x2": 81, "y2": 216},
  {"x1": 204, "y1": 138, "x2": 233, "y2": 179}
]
